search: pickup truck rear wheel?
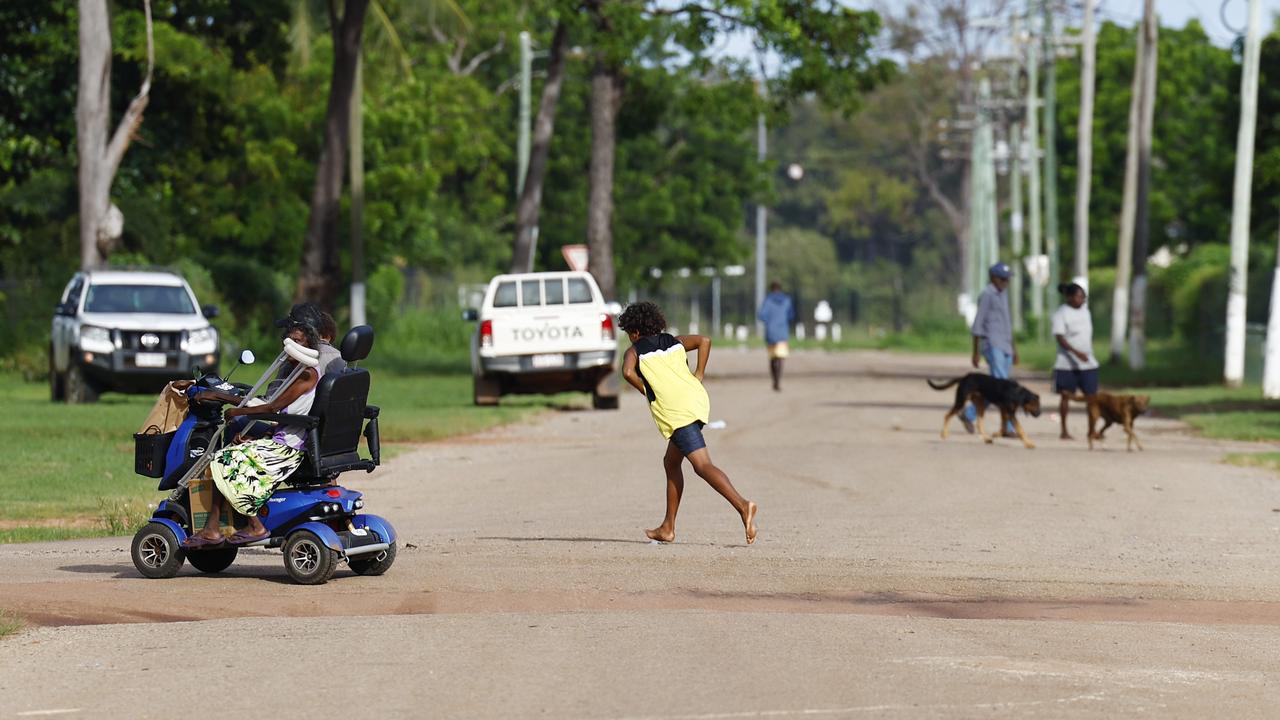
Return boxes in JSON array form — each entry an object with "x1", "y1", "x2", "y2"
[
  {"x1": 48, "y1": 345, "x2": 66, "y2": 402},
  {"x1": 473, "y1": 375, "x2": 501, "y2": 406},
  {"x1": 65, "y1": 363, "x2": 100, "y2": 404}
]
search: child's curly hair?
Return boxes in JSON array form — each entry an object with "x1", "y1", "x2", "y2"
[{"x1": 617, "y1": 301, "x2": 667, "y2": 337}]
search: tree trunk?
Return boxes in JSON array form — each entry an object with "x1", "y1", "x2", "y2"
[
  {"x1": 586, "y1": 58, "x2": 622, "y2": 300},
  {"x1": 296, "y1": 0, "x2": 369, "y2": 309},
  {"x1": 77, "y1": 0, "x2": 153, "y2": 270},
  {"x1": 77, "y1": 0, "x2": 111, "y2": 270},
  {"x1": 510, "y1": 22, "x2": 568, "y2": 274}
]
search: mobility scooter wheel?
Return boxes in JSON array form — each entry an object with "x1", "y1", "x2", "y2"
[
  {"x1": 131, "y1": 522, "x2": 185, "y2": 579},
  {"x1": 282, "y1": 530, "x2": 339, "y2": 585},
  {"x1": 186, "y1": 545, "x2": 238, "y2": 574},
  {"x1": 348, "y1": 541, "x2": 397, "y2": 576}
]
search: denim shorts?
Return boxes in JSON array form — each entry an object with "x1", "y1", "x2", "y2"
[
  {"x1": 670, "y1": 421, "x2": 707, "y2": 456},
  {"x1": 1054, "y1": 368, "x2": 1099, "y2": 395}
]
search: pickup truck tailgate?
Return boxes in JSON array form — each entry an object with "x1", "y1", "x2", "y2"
[{"x1": 487, "y1": 307, "x2": 605, "y2": 356}]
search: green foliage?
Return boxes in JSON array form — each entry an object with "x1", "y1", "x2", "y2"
[
  {"x1": 1053, "y1": 20, "x2": 1236, "y2": 269},
  {"x1": 767, "y1": 228, "x2": 839, "y2": 301}
]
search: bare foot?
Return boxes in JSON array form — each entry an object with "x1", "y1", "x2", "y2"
[
  {"x1": 645, "y1": 526, "x2": 675, "y2": 543},
  {"x1": 1060, "y1": 432, "x2": 1073, "y2": 440},
  {"x1": 742, "y1": 501, "x2": 758, "y2": 545}
]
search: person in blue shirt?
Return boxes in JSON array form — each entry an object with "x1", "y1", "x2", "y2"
[
  {"x1": 965, "y1": 262, "x2": 1018, "y2": 435},
  {"x1": 757, "y1": 282, "x2": 796, "y2": 391}
]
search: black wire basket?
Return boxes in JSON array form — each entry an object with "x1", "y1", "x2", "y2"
[{"x1": 133, "y1": 426, "x2": 175, "y2": 478}]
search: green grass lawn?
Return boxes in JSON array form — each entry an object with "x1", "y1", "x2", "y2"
[{"x1": 0, "y1": 366, "x2": 581, "y2": 543}]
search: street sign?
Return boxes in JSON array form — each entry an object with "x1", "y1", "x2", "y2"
[{"x1": 561, "y1": 244, "x2": 588, "y2": 271}]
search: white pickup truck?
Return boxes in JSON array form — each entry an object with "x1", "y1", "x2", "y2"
[{"x1": 465, "y1": 271, "x2": 619, "y2": 409}]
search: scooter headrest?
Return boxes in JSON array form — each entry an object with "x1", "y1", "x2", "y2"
[
  {"x1": 340, "y1": 325, "x2": 375, "y2": 363},
  {"x1": 283, "y1": 338, "x2": 320, "y2": 367}
]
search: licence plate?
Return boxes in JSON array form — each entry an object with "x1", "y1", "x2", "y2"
[
  {"x1": 135, "y1": 352, "x2": 167, "y2": 368},
  {"x1": 531, "y1": 353, "x2": 565, "y2": 369}
]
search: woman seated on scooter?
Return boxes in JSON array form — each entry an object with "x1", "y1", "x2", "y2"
[{"x1": 182, "y1": 322, "x2": 321, "y2": 548}]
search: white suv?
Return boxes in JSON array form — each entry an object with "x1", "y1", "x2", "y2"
[
  {"x1": 49, "y1": 270, "x2": 221, "y2": 403},
  {"x1": 466, "y1": 271, "x2": 619, "y2": 409}
]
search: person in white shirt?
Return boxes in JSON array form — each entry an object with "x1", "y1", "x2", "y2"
[{"x1": 1051, "y1": 282, "x2": 1099, "y2": 440}]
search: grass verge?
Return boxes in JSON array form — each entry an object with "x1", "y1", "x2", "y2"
[
  {"x1": 0, "y1": 364, "x2": 580, "y2": 543},
  {"x1": 1224, "y1": 451, "x2": 1280, "y2": 473}
]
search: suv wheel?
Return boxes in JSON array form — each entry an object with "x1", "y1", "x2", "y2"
[
  {"x1": 48, "y1": 345, "x2": 66, "y2": 402},
  {"x1": 65, "y1": 363, "x2": 100, "y2": 404}
]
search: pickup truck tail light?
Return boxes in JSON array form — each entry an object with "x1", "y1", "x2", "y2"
[
  {"x1": 480, "y1": 320, "x2": 493, "y2": 349},
  {"x1": 600, "y1": 314, "x2": 615, "y2": 342}
]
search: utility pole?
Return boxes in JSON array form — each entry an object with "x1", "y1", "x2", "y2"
[
  {"x1": 517, "y1": 31, "x2": 532, "y2": 199},
  {"x1": 1128, "y1": 0, "x2": 1158, "y2": 370},
  {"x1": 1111, "y1": 4, "x2": 1146, "y2": 362},
  {"x1": 349, "y1": 53, "x2": 367, "y2": 326},
  {"x1": 1225, "y1": 0, "x2": 1263, "y2": 387},
  {"x1": 754, "y1": 110, "x2": 767, "y2": 324},
  {"x1": 969, "y1": 78, "x2": 999, "y2": 299},
  {"x1": 1041, "y1": 0, "x2": 1059, "y2": 339},
  {"x1": 1073, "y1": 0, "x2": 1096, "y2": 286},
  {"x1": 1263, "y1": 210, "x2": 1280, "y2": 398},
  {"x1": 1025, "y1": 3, "x2": 1044, "y2": 330},
  {"x1": 1010, "y1": 117, "x2": 1025, "y2": 332}
]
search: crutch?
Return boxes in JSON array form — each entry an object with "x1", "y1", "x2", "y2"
[{"x1": 167, "y1": 339, "x2": 320, "y2": 500}]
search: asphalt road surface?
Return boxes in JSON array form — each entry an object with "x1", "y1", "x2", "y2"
[{"x1": 2, "y1": 350, "x2": 1279, "y2": 719}]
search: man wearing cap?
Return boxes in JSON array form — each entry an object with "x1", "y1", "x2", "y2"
[{"x1": 964, "y1": 262, "x2": 1018, "y2": 435}]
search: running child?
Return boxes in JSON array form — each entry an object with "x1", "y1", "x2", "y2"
[{"x1": 618, "y1": 301, "x2": 758, "y2": 545}]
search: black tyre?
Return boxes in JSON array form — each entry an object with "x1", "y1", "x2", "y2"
[
  {"x1": 65, "y1": 363, "x2": 99, "y2": 404},
  {"x1": 473, "y1": 375, "x2": 500, "y2": 406},
  {"x1": 348, "y1": 541, "x2": 397, "y2": 576},
  {"x1": 48, "y1": 346, "x2": 66, "y2": 402},
  {"x1": 131, "y1": 523, "x2": 186, "y2": 579},
  {"x1": 282, "y1": 530, "x2": 338, "y2": 585},
  {"x1": 186, "y1": 545, "x2": 238, "y2": 574},
  {"x1": 592, "y1": 391, "x2": 619, "y2": 410}
]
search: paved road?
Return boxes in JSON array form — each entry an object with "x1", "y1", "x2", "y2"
[{"x1": 2, "y1": 350, "x2": 1279, "y2": 718}]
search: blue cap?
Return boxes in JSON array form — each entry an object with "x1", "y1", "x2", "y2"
[{"x1": 989, "y1": 262, "x2": 1012, "y2": 279}]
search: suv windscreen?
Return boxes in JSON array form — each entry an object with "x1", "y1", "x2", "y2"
[{"x1": 84, "y1": 285, "x2": 196, "y2": 314}]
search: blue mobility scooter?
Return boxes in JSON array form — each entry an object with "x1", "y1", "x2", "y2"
[{"x1": 129, "y1": 325, "x2": 395, "y2": 585}]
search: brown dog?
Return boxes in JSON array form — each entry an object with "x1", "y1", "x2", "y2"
[{"x1": 1084, "y1": 392, "x2": 1150, "y2": 451}]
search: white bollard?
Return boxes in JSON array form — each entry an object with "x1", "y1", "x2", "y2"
[
  {"x1": 689, "y1": 321, "x2": 699, "y2": 335},
  {"x1": 795, "y1": 323, "x2": 806, "y2": 341},
  {"x1": 723, "y1": 323, "x2": 734, "y2": 339},
  {"x1": 735, "y1": 325, "x2": 749, "y2": 342},
  {"x1": 815, "y1": 323, "x2": 828, "y2": 341},
  {"x1": 832, "y1": 323, "x2": 843, "y2": 342},
  {"x1": 667, "y1": 326, "x2": 678, "y2": 335}
]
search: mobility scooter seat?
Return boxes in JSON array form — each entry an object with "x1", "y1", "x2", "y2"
[{"x1": 269, "y1": 324, "x2": 380, "y2": 486}]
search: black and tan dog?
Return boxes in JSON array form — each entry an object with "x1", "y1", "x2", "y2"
[
  {"x1": 1082, "y1": 392, "x2": 1150, "y2": 451},
  {"x1": 928, "y1": 374, "x2": 1042, "y2": 449}
]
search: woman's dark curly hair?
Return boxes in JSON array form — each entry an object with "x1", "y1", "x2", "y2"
[
  {"x1": 617, "y1": 301, "x2": 667, "y2": 337},
  {"x1": 281, "y1": 320, "x2": 321, "y2": 350}
]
